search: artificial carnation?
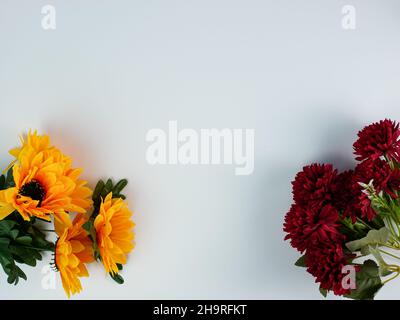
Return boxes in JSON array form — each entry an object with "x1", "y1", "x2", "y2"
[
  {"x1": 284, "y1": 204, "x2": 344, "y2": 253},
  {"x1": 285, "y1": 119, "x2": 400, "y2": 300},
  {"x1": 305, "y1": 243, "x2": 358, "y2": 296},
  {"x1": 332, "y1": 170, "x2": 354, "y2": 214},
  {"x1": 292, "y1": 163, "x2": 338, "y2": 209},
  {"x1": 350, "y1": 158, "x2": 400, "y2": 220},
  {"x1": 353, "y1": 119, "x2": 400, "y2": 162}
]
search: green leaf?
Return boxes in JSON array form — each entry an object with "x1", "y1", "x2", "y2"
[
  {"x1": 110, "y1": 272, "x2": 124, "y2": 284},
  {"x1": 319, "y1": 287, "x2": 328, "y2": 298},
  {"x1": 112, "y1": 179, "x2": 128, "y2": 196},
  {"x1": 9, "y1": 246, "x2": 38, "y2": 266},
  {"x1": 15, "y1": 236, "x2": 32, "y2": 245},
  {"x1": 82, "y1": 220, "x2": 92, "y2": 232},
  {"x1": 92, "y1": 180, "x2": 105, "y2": 202},
  {"x1": 0, "y1": 175, "x2": 5, "y2": 190},
  {"x1": 0, "y1": 215, "x2": 54, "y2": 285},
  {"x1": 4, "y1": 167, "x2": 15, "y2": 188},
  {"x1": 0, "y1": 220, "x2": 17, "y2": 236},
  {"x1": 360, "y1": 246, "x2": 370, "y2": 255},
  {"x1": 0, "y1": 250, "x2": 21, "y2": 285},
  {"x1": 7, "y1": 271, "x2": 16, "y2": 284},
  {"x1": 9, "y1": 229, "x2": 19, "y2": 240},
  {"x1": 0, "y1": 237, "x2": 10, "y2": 248},
  {"x1": 294, "y1": 255, "x2": 306, "y2": 267},
  {"x1": 4, "y1": 263, "x2": 26, "y2": 285},
  {"x1": 345, "y1": 260, "x2": 383, "y2": 300},
  {"x1": 345, "y1": 227, "x2": 389, "y2": 252},
  {"x1": 16, "y1": 266, "x2": 27, "y2": 280},
  {"x1": 103, "y1": 179, "x2": 113, "y2": 196},
  {"x1": 116, "y1": 263, "x2": 123, "y2": 271},
  {"x1": 94, "y1": 250, "x2": 101, "y2": 260},
  {"x1": 368, "y1": 245, "x2": 393, "y2": 277},
  {"x1": 339, "y1": 217, "x2": 370, "y2": 242},
  {"x1": 82, "y1": 219, "x2": 100, "y2": 261}
]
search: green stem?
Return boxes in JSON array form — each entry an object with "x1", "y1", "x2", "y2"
[
  {"x1": 375, "y1": 195, "x2": 395, "y2": 219},
  {"x1": 384, "y1": 217, "x2": 400, "y2": 243},
  {"x1": 15, "y1": 244, "x2": 54, "y2": 252},
  {"x1": 356, "y1": 218, "x2": 373, "y2": 230},
  {"x1": 387, "y1": 264, "x2": 399, "y2": 270},
  {"x1": 389, "y1": 213, "x2": 400, "y2": 234},
  {"x1": 385, "y1": 155, "x2": 395, "y2": 170},
  {"x1": 379, "y1": 249, "x2": 400, "y2": 261},
  {"x1": 383, "y1": 271, "x2": 400, "y2": 284}
]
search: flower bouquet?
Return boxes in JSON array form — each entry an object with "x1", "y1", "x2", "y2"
[
  {"x1": 0, "y1": 131, "x2": 135, "y2": 297},
  {"x1": 284, "y1": 119, "x2": 400, "y2": 299}
]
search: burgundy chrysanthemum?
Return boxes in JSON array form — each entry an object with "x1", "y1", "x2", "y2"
[
  {"x1": 283, "y1": 204, "x2": 344, "y2": 253},
  {"x1": 332, "y1": 170, "x2": 354, "y2": 214},
  {"x1": 353, "y1": 119, "x2": 400, "y2": 162},
  {"x1": 292, "y1": 164, "x2": 338, "y2": 209},
  {"x1": 354, "y1": 158, "x2": 400, "y2": 195},
  {"x1": 348, "y1": 158, "x2": 400, "y2": 221},
  {"x1": 305, "y1": 242, "x2": 358, "y2": 296}
]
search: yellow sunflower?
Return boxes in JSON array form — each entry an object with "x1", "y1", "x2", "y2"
[
  {"x1": 55, "y1": 213, "x2": 94, "y2": 297},
  {"x1": 0, "y1": 131, "x2": 92, "y2": 224},
  {"x1": 94, "y1": 192, "x2": 135, "y2": 275}
]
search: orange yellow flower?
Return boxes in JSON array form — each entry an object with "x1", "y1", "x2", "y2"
[
  {"x1": 0, "y1": 131, "x2": 92, "y2": 224},
  {"x1": 55, "y1": 213, "x2": 94, "y2": 297},
  {"x1": 94, "y1": 192, "x2": 134, "y2": 275}
]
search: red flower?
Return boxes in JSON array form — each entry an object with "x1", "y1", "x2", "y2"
[
  {"x1": 348, "y1": 158, "x2": 400, "y2": 221},
  {"x1": 305, "y1": 242, "x2": 358, "y2": 296},
  {"x1": 332, "y1": 170, "x2": 354, "y2": 214},
  {"x1": 292, "y1": 164, "x2": 338, "y2": 209},
  {"x1": 355, "y1": 194, "x2": 376, "y2": 221},
  {"x1": 353, "y1": 119, "x2": 400, "y2": 162},
  {"x1": 354, "y1": 158, "x2": 395, "y2": 192},
  {"x1": 283, "y1": 204, "x2": 344, "y2": 253}
]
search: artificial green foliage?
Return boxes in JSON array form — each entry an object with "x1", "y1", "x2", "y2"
[
  {"x1": 92, "y1": 178, "x2": 128, "y2": 211},
  {"x1": 0, "y1": 213, "x2": 53, "y2": 285},
  {"x1": 345, "y1": 260, "x2": 382, "y2": 300}
]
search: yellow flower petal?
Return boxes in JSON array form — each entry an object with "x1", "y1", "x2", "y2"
[{"x1": 95, "y1": 192, "x2": 135, "y2": 274}]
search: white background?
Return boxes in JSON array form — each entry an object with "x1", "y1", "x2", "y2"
[{"x1": 1, "y1": 0, "x2": 400, "y2": 299}]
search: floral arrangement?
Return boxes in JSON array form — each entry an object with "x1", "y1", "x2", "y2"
[
  {"x1": 0, "y1": 131, "x2": 135, "y2": 297},
  {"x1": 284, "y1": 119, "x2": 400, "y2": 299}
]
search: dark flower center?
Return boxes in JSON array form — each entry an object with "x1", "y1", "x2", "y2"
[{"x1": 19, "y1": 180, "x2": 46, "y2": 206}]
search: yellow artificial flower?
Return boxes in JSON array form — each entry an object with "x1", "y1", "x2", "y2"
[
  {"x1": 0, "y1": 131, "x2": 92, "y2": 224},
  {"x1": 55, "y1": 213, "x2": 94, "y2": 297},
  {"x1": 94, "y1": 192, "x2": 135, "y2": 275}
]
